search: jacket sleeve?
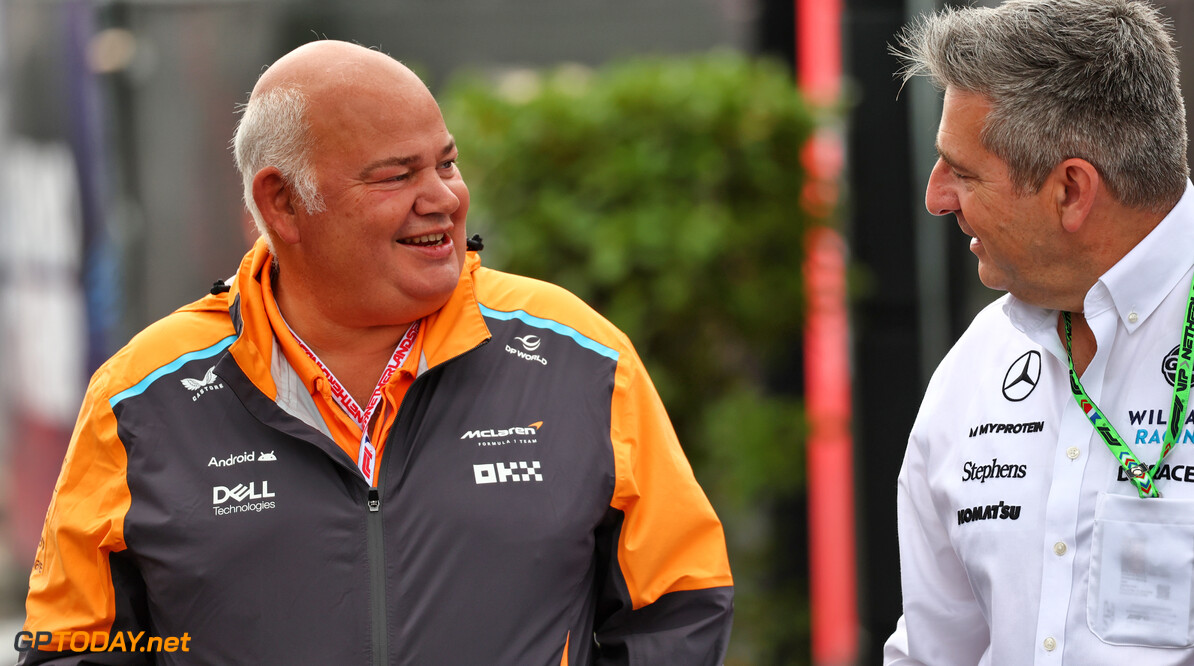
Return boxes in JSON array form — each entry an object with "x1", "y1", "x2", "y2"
[
  {"x1": 883, "y1": 429, "x2": 989, "y2": 665},
  {"x1": 18, "y1": 370, "x2": 152, "y2": 666},
  {"x1": 593, "y1": 345, "x2": 734, "y2": 665}
]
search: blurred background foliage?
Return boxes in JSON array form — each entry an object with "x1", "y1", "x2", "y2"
[{"x1": 443, "y1": 52, "x2": 825, "y2": 664}]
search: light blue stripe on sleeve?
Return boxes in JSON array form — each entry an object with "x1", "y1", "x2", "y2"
[
  {"x1": 478, "y1": 304, "x2": 619, "y2": 362},
  {"x1": 109, "y1": 335, "x2": 237, "y2": 408}
]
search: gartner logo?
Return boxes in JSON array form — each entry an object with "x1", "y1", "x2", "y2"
[
  {"x1": 460, "y1": 421, "x2": 543, "y2": 446},
  {"x1": 1002, "y1": 351, "x2": 1041, "y2": 402},
  {"x1": 506, "y1": 335, "x2": 548, "y2": 366},
  {"x1": 211, "y1": 481, "x2": 276, "y2": 516},
  {"x1": 181, "y1": 366, "x2": 225, "y2": 401},
  {"x1": 474, "y1": 461, "x2": 544, "y2": 484}
]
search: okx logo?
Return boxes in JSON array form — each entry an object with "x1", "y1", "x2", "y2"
[{"x1": 474, "y1": 461, "x2": 544, "y2": 484}]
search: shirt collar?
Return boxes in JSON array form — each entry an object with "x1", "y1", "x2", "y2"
[{"x1": 1006, "y1": 179, "x2": 1194, "y2": 335}]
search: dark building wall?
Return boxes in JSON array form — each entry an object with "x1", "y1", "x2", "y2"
[{"x1": 843, "y1": 0, "x2": 919, "y2": 661}]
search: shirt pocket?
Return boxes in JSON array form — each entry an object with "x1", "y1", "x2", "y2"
[{"x1": 1087, "y1": 492, "x2": 1194, "y2": 647}]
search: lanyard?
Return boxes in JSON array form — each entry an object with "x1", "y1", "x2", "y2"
[
  {"x1": 1063, "y1": 271, "x2": 1194, "y2": 498},
  {"x1": 292, "y1": 321, "x2": 421, "y2": 485}
]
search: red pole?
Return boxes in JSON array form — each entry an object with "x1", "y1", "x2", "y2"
[
  {"x1": 797, "y1": 0, "x2": 841, "y2": 105},
  {"x1": 797, "y1": 0, "x2": 858, "y2": 664}
]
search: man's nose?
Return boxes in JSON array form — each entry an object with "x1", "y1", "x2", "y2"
[
  {"x1": 414, "y1": 171, "x2": 461, "y2": 216},
  {"x1": 925, "y1": 158, "x2": 959, "y2": 217}
]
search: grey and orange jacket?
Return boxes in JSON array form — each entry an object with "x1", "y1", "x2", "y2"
[{"x1": 21, "y1": 240, "x2": 734, "y2": 665}]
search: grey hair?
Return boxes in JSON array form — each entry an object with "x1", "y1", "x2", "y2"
[
  {"x1": 894, "y1": 0, "x2": 1188, "y2": 212},
  {"x1": 232, "y1": 86, "x2": 326, "y2": 247}
]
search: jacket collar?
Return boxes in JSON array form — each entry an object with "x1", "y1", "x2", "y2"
[
  {"x1": 224, "y1": 238, "x2": 491, "y2": 400},
  {"x1": 420, "y1": 251, "x2": 491, "y2": 370}
]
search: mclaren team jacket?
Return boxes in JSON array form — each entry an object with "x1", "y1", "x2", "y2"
[{"x1": 20, "y1": 241, "x2": 734, "y2": 665}]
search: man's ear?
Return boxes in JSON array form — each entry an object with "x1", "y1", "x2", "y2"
[
  {"x1": 1054, "y1": 158, "x2": 1100, "y2": 233},
  {"x1": 251, "y1": 167, "x2": 302, "y2": 245}
]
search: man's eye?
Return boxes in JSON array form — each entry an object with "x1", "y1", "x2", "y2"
[
  {"x1": 388, "y1": 173, "x2": 411, "y2": 182},
  {"x1": 439, "y1": 159, "x2": 457, "y2": 170},
  {"x1": 952, "y1": 170, "x2": 970, "y2": 180}
]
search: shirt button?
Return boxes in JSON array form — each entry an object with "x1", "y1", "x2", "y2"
[
  {"x1": 1066, "y1": 446, "x2": 1080, "y2": 460},
  {"x1": 1043, "y1": 637, "x2": 1057, "y2": 651},
  {"x1": 1128, "y1": 312, "x2": 1139, "y2": 324},
  {"x1": 1053, "y1": 542, "x2": 1067, "y2": 556}
]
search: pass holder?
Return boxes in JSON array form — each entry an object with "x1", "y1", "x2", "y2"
[
  {"x1": 1063, "y1": 265, "x2": 1194, "y2": 498},
  {"x1": 289, "y1": 320, "x2": 421, "y2": 484},
  {"x1": 1087, "y1": 492, "x2": 1194, "y2": 647}
]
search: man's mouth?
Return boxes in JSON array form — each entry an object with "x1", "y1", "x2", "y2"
[{"x1": 398, "y1": 233, "x2": 446, "y2": 247}]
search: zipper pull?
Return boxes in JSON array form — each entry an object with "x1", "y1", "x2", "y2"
[{"x1": 367, "y1": 487, "x2": 381, "y2": 512}]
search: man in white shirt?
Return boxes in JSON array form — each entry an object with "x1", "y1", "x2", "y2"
[{"x1": 884, "y1": 1, "x2": 1194, "y2": 664}]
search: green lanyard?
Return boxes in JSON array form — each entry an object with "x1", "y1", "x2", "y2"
[{"x1": 1063, "y1": 272, "x2": 1194, "y2": 498}]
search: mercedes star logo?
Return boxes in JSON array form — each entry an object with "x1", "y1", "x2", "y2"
[{"x1": 1003, "y1": 350, "x2": 1042, "y2": 402}]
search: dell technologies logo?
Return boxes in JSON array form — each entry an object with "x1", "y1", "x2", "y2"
[
  {"x1": 1003, "y1": 351, "x2": 1041, "y2": 402},
  {"x1": 211, "y1": 481, "x2": 276, "y2": 517},
  {"x1": 212, "y1": 481, "x2": 274, "y2": 504}
]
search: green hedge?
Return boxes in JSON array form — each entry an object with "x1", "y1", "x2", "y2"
[{"x1": 443, "y1": 52, "x2": 825, "y2": 664}]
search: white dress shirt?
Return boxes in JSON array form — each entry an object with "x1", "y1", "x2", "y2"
[{"x1": 884, "y1": 181, "x2": 1194, "y2": 665}]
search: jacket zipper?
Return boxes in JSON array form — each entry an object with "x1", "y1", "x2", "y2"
[
  {"x1": 363, "y1": 338, "x2": 488, "y2": 666},
  {"x1": 367, "y1": 484, "x2": 387, "y2": 666}
]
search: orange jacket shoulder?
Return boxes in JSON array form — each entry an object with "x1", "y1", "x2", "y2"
[
  {"x1": 471, "y1": 266, "x2": 632, "y2": 355},
  {"x1": 101, "y1": 291, "x2": 237, "y2": 400}
]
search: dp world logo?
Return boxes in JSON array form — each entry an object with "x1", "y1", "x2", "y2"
[
  {"x1": 1163, "y1": 345, "x2": 1180, "y2": 387},
  {"x1": 1002, "y1": 351, "x2": 1041, "y2": 402},
  {"x1": 514, "y1": 335, "x2": 542, "y2": 352},
  {"x1": 506, "y1": 334, "x2": 548, "y2": 366}
]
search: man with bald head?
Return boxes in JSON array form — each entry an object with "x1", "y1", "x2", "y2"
[{"x1": 18, "y1": 41, "x2": 733, "y2": 665}]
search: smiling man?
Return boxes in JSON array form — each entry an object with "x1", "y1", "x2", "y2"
[
  {"x1": 18, "y1": 41, "x2": 733, "y2": 665},
  {"x1": 885, "y1": 1, "x2": 1194, "y2": 664}
]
